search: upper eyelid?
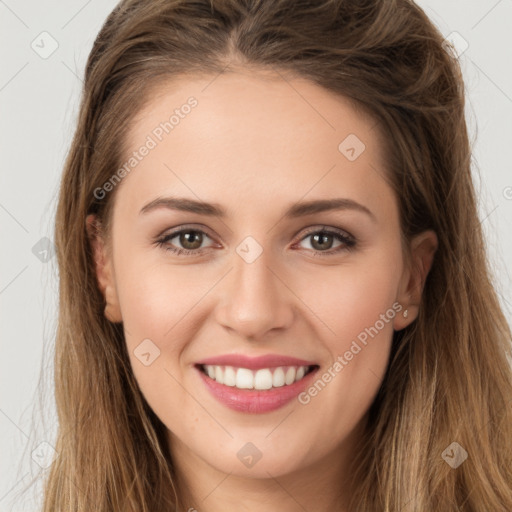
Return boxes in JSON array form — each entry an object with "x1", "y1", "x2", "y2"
[
  {"x1": 298, "y1": 225, "x2": 353, "y2": 239},
  {"x1": 158, "y1": 225, "x2": 217, "y2": 243}
]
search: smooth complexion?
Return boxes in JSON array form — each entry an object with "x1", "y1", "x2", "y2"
[{"x1": 88, "y1": 69, "x2": 437, "y2": 512}]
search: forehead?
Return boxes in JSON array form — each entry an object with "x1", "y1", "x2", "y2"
[{"x1": 117, "y1": 69, "x2": 395, "y2": 220}]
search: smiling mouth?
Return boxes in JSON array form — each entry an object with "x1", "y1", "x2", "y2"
[{"x1": 197, "y1": 364, "x2": 319, "y2": 391}]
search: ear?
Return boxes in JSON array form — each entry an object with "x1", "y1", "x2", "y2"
[
  {"x1": 393, "y1": 229, "x2": 438, "y2": 331},
  {"x1": 85, "y1": 214, "x2": 122, "y2": 323}
]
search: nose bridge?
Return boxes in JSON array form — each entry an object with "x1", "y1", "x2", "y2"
[{"x1": 216, "y1": 238, "x2": 293, "y2": 338}]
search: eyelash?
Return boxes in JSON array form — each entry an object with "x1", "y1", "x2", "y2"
[{"x1": 155, "y1": 225, "x2": 356, "y2": 257}]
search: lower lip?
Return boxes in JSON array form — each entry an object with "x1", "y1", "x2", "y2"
[{"x1": 196, "y1": 366, "x2": 319, "y2": 413}]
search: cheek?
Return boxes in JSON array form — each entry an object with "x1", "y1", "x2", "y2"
[
  {"x1": 302, "y1": 249, "x2": 402, "y2": 343},
  {"x1": 115, "y1": 257, "x2": 207, "y2": 340},
  {"x1": 115, "y1": 263, "x2": 200, "y2": 416},
  {"x1": 289, "y1": 250, "x2": 400, "y2": 427}
]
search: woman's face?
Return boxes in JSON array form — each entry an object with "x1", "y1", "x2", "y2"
[{"x1": 90, "y1": 69, "x2": 435, "y2": 482}]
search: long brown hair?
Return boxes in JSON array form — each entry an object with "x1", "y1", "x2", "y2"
[{"x1": 38, "y1": 0, "x2": 512, "y2": 510}]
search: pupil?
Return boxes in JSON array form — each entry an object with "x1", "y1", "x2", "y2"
[
  {"x1": 181, "y1": 231, "x2": 202, "y2": 249},
  {"x1": 312, "y1": 233, "x2": 332, "y2": 250}
]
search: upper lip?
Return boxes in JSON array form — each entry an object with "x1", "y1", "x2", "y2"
[{"x1": 195, "y1": 354, "x2": 318, "y2": 370}]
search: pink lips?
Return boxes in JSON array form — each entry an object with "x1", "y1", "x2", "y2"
[{"x1": 195, "y1": 353, "x2": 319, "y2": 414}]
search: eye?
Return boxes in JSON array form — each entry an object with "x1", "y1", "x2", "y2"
[
  {"x1": 294, "y1": 227, "x2": 356, "y2": 255},
  {"x1": 155, "y1": 226, "x2": 217, "y2": 256},
  {"x1": 155, "y1": 225, "x2": 356, "y2": 257}
]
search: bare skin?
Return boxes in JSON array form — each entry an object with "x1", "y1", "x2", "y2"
[{"x1": 88, "y1": 68, "x2": 437, "y2": 511}]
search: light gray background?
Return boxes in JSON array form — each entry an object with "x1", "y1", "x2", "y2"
[{"x1": 1, "y1": 1, "x2": 511, "y2": 510}]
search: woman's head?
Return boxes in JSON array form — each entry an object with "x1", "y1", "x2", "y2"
[
  {"x1": 87, "y1": 67, "x2": 437, "y2": 481},
  {"x1": 45, "y1": 1, "x2": 512, "y2": 511}
]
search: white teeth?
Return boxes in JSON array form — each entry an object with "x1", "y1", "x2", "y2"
[
  {"x1": 236, "y1": 368, "x2": 254, "y2": 389},
  {"x1": 223, "y1": 366, "x2": 236, "y2": 387},
  {"x1": 254, "y1": 369, "x2": 273, "y2": 390},
  {"x1": 285, "y1": 367, "x2": 296, "y2": 385},
  {"x1": 215, "y1": 365, "x2": 223, "y2": 384},
  {"x1": 202, "y1": 365, "x2": 312, "y2": 390},
  {"x1": 272, "y1": 367, "x2": 285, "y2": 387}
]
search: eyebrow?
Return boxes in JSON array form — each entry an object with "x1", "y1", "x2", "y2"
[{"x1": 139, "y1": 196, "x2": 376, "y2": 222}]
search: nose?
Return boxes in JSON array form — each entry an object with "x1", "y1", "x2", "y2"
[{"x1": 215, "y1": 246, "x2": 294, "y2": 340}]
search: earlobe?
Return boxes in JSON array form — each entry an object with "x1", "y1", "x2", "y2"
[
  {"x1": 85, "y1": 214, "x2": 123, "y2": 323},
  {"x1": 394, "y1": 229, "x2": 438, "y2": 331}
]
